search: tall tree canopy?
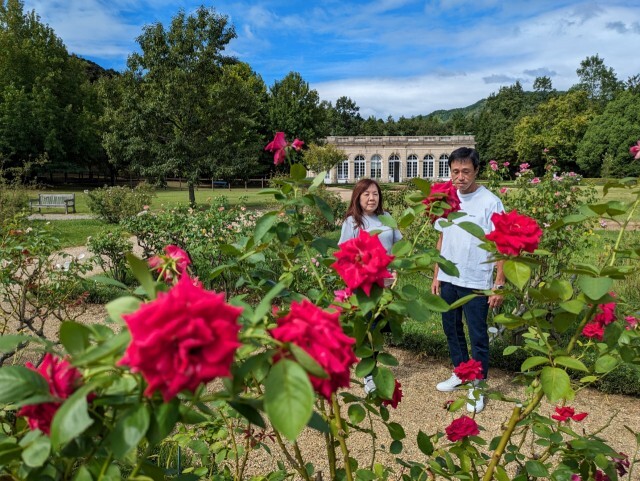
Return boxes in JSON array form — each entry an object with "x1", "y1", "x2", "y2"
[
  {"x1": 572, "y1": 54, "x2": 623, "y2": 109},
  {"x1": 576, "y1": 90, "x2": 640, "y2": 177},
  {"x1": 101, "y1": 6, "x2": 266, "y2": 204},
  {"x1": 0, "y1": 0, "x2": 102, "y2": 179}
]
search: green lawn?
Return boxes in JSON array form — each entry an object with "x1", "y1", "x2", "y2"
[{"x1": 30, "y1": 219, "x2": 108, "y2": 248}]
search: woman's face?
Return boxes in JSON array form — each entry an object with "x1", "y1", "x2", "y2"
[{"x1": 359, "y1": 184, "x2": 380, "y2": 215}]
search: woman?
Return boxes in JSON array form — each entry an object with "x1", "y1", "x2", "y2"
[
  {"x1": 338, "y1": 179, "x2": 402, "y2": 395},
  {"x1": 339, "y1": 179, "x2": 402, "y2": 253}
]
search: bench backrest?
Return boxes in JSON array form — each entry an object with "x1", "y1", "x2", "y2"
[{"x1": 39, "y1": 193, "x2": 75, "y2": 204}]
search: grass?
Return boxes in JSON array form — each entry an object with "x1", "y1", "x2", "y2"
[{"x1": 30, "y1": 219, "x2": 108, "y2": 248}]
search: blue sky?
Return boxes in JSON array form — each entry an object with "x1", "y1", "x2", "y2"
[{"x1": 22, "y1": 0, "x2": 640, "y2": 119}]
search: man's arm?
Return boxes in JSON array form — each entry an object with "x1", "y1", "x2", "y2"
[{"x1": 488, "y1": 260, "x2": 505, "y2": 308}]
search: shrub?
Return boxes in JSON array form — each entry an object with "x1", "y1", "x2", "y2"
[
  {"x1": 86, "y1": 226, "x2": 133, "y2": 283},
  {"x1": 0, "y1": 181, "x2": 28, "y2": 224},
  {"x1": 86, "y1": 183, "x2": 154, "y2": 223}
]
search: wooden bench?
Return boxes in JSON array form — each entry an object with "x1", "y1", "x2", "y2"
[
  {"x1": 212, "y1": 180, "x2": 228, "y2": 188},
  {"x1": 29, "y1": 193, "x2": 76, "y2": 214}
]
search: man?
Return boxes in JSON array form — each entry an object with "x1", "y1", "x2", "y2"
[{"x1": 431, "y1": 147, "x2": 505, "y2": 413}]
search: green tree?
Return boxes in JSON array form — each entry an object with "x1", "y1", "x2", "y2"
[
  {"x1": 302, "y1": 142, "x2": 345, "y2": 174},
  {"x1": 329, "y1": 96, "x2": 363, "y2": 135},
  {"x1": 267, "y1": 72, "x2": 330, "y2": 146},
  {"x1": 475, "y1": 81, "x2": 534, "y2": 164},
  {"x1": 576, "y1": 90, "x2": 640, "y2": 177},
  {"x1": 514, "y1": 91, "x2": 596, "y2": 173},
  {"x1": 572, "y1": 54, "x2": 623, "y2": 108},
  {"x1": 101, "y1": 7, "x2": 266, "y2": 204},
  {"x1": 0, "y1": 0, "x2": 103, "y2": 180}
]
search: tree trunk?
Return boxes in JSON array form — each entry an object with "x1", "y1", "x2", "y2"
[{"x1": 188, "y1": 182, "x2": 196, "y2": 207}]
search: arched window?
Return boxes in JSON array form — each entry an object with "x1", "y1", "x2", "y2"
[
  {"x1": 388, "y1": 154, "x2": 401, "y2": 182},
  {"x1": 337, "y1": 159, "x2": 349, "y2": 181},
  {"x1": 371, "y1": 154, "x2": 382, "y2": 179},
  {"x1": 354, "y1": 155, "x2": 366, "y2": 179},
  {"x1": 423, "y1": 154, "x2": 434, "y2": 178},
  {"x1": 407, "y1": 154, "x2": 418, "y2": 178},
  {"x1": 438, "y1": 154, "x2": 450, "y2": 178}
]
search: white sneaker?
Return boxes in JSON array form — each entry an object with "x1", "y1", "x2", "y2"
[
  {"x1": 436, "y1": 373, "x2": 463, "y2": 392},
  {"x1": 363, "y1": 375, "x2": 376, "y2": 394},
  {"x1": 466, "y1": 388, "x2": 485, "y2": 413}
]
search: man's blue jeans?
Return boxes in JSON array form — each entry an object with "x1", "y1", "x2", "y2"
[{"x1": 439, "y1": 281, "x2": 490, "y2": 379}]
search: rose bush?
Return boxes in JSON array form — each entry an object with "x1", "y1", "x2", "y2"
[{"x1": 1, "y1": 139, "x2": 640, "y2": 481}]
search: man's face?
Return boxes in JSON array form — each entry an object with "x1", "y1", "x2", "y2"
[{"x1": 450, "y1": 159, "x2": 479, "y2": 194}]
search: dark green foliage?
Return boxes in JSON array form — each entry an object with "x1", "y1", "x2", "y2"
[{"x1": 86, "y1": 184, "x2": 154, "y2": 223}]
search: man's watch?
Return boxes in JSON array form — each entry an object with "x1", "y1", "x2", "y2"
[{"x1": 493, "y1": 284, "x2": 505, "y2": 290}]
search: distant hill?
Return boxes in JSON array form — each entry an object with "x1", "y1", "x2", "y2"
[
  {"x1": 428, "y1": 98, "x2": 487, "y2": 121},
  {"x1": 72, "y1": 55, "x2": 119, "y2": 82}
]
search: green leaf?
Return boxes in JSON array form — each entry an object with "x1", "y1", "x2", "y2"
[
  {"x1": 50, "y1": 384, "x2": 95, "y2": 448},
  {"x1": 313, "y1": 195, "x2": 334, "y2": 224},
  {"x1": 106, "y1": 296, "x2": 142, "y2": 325},
  {"x1": 108, "y1": 404, "x2": 151, "y2": 459},
  {"x1": 504, "y1": 260, "x2": 531, "y2": 291},
  {"x1": 525, "y1": 460, "x2": 549, "y2": 478},
  {"x1": 88, "y1": 275, "x2": 128, "y2": 289},
  {"x1": 147, "y1": 400, "x2": 180, "y2": 447},
  {"x1": 412, "y1": 178, "x2": 432, "y2": 196},
  {"x1": 348, "y1": 404, "x2": 366, "y2": 425},
  {"x1": 559, "y1": 299, "x2": 585, "y2": 315},
  {"x1": 309, "y1": 171, "x2": 327, "y2": 191},
  {"x1": 251, "y1": 281, "x2": 285, "y2": 324},
  {"x1": 594, "y1": 354, "x2": 619, "y2": 373},
  {"x1": 389, "y1": 440, "x2": 403, "y2": 454},
  {"x1": 73, "y1": 330, "x2": 130, "y2": 366},
  {"x1": 59, "y1": 322, "x2": 92, "y2": 355},
  {"x1": 264, "y1": 359, "x2": 314, "y2": 441},
  {"x1": 290, "y1": 162, "x2": 307, "y2": 180},
  {"x1": 417, "y1": 430, "x2": 434, "y2": 456},
  {"x1": 578, "y1": 276, "x2": 613, "y2": 301},
  {"x1": 355, "y1": 358, "x2": 376, "y2": 378},
  {"x1": 126, "y1": 253, "x2": 156, "y2": 300},
  {"x1": 228, "y1": 401, "x2": 266, "y2": 429},
  {"x1": 290, "y1": 344, "x2": 328, "y2": 379},
  {"x1": 21, "y1": 434, "x2": 50, "y2": 468},
  {"x1": 373, "y1": 367, "x2": 395, "y2": 400},
  {"x1": 421, "y1": 293, "x2": 450, "y2": 312},
  {"x1": 456, "y1": 221, "x2": 486, "y2": 240},
  {"x1": 0, "y1": 366, "x2": 49, "y2": 403},
  {"x1": 377, "y1": 352, "x2": 399, "y2": 367},
  {"x1": 378, "y1": 214, "x2": 398, "y2": 229},
  {"x1": 448, "y1": 293, "x2": 476, "y2": 310},
  {"x1": 0, "y1": 334, "x2": 33, "y2": 354},
  {"x1": 254, "y1": 212, "x2": 279, "y2": 244},
  {"x1": 503, "y1": 345, "x2": 518, "y2": 356},
  {"x1": 387, "y1": 422, "x2": 406, "y2": 441},
  {"x1": 521, "y1": 356, "x2": 549, "y2": 372},
  {"x1": 391, "y1": 239, "x2": 412, "y2": 256},
  {"x1": 540, "y1": 367, "x2": 574, "y2": 402},
  {"x1": 554, "y1": 356, "x2": 588, "y2": 372},
  {"x1": 397, "y1": 208, "x2": 416, "y2": 229}
]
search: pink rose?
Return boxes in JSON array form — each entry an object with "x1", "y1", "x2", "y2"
[
  {"x1": 381, "y1": 379, "x2": 403, "y2": 409},
  {"x1": 120, "y1": 274, "x2": 242, "y2": 401},
  {"x1": 422, "y1": 181, "x2": 461, "y2": 223},
  {"x1": 445, "y1": 415, "x2": 480, "y2": 442},
  {"x1": 18, "y1": 353, "x2": 83, "y2": 435},
  {"x1": 453, "y1": 359, "x2": 484, "y2": 382},
  {"x1": 148, "y1": 245, "x2": 191, "y2": 282},
  {"x1": 551, "y1": 406, "x2": 588, "y2": 422},
  {"x1": 630, "y1": 140, "x2": 640, "y2": 160},
  {"x1": 503, "y1": 162, "x2": 510, "y2": 167},
  {"x1": 291, "y1": 138, "x2": 304, "y2": 151},
  {"x1": 333, "y1": 288, "x2": 353, "y2": 303},
  {"x1": 332, "y1": 230, "x2": 394, "y2": 296},
  {"x1": 489, "y1": 160, "x2": 498, "y2": 171},
  {"x1": 519, "y1": 163, "x2": 530, "y2": 171},
  {"x1": 531, "y1": 177, "x2": 541, "y2": 184},
  {"x1": 624, "y1": 316, "x2": 639, "y2": 330},
  {"x1": 270, "y1": 300, "x2": 357, "y2": 399},
  {"x1": 499, "y1": 187, "x2": 508, "y2": 194},
  {"x1": 486, "y1": 210, "x2": 543, "y2": 256},
  {"x1": 582, "y1": 322, "x2": 604, "y2": 341},
  {"x1": 265, "y1": 132, "x2": 287, "y2": 165}
]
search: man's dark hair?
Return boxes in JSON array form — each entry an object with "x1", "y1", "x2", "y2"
[{"x1": 448, "y1": 147, "x2": 480, "y2": 170}]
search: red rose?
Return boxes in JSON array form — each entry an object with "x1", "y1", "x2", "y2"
[
  {"x1": 593, "y1": 296, "x2": 616, "y2": 326},
  {"x1": 485, "y1": 210, "x2": 543, "y2": 256},
  {"x1": 270, "y1": 300, "x2": 357, "y2": 399},
  {"x1": 291, "y1": 138, "x2": 304, "y2": 151},
  {"x1": 422, "y1": 181, "x2": 461, "y2": 223},
  {"x1": 119, "y1": 274, "x2": 242, "y2": 401},
  {"x1": 18, "y1": 353, "x2": 82, "y2": 435},
  {"x1": 381, "y1": 379, "x2": 403, "y2": 409},
  {"x1": 582, "y1": 322, "x2": 604, "y2": 341},
  {"x1": 453, "y1": 358, "x2": 484, "y2": 382},
  {"x1": 331, "y1": 230, "x2": 394, "y2": 296},
  {"x1": 551, "y1": 406, "x2": 588, "y2": 422},
  {"x1": 148, "y1": 244, "x2": 191, "y2": 282},
  {"x1": 265, "y1": 132, "x2": 287, "y2": 165},
  {"x1": 445, "y1": 415, "x2": 480, "y2": 442},
  {"x1": 630, "y1": 140, "x2": 640, "y2": 160}
]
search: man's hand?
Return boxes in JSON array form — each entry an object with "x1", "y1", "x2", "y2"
[
  {"x1": 431, "y1": 278, "x2": 441, "y2": 295},
  {"x1": 488, "y1": 291, "x2": 504, "y2": 309}
]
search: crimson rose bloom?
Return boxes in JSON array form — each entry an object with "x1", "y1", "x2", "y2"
[
  {"x1": 119, "y1": 274, "x2": 242, "y2": 401},
  {"x1": 148, "y1": 244, "x2": 191, "y2": 282},
  {"x1": 582, "y1": 322, "x2": 604, "y2": 341},
  {"x1": 593, "y1": 297, "x2": 616, "y2": 326},
  {"x1": 551, "y1": 406, "x2": 588, "y2": 422},
  {"x1": 445, "y1": 415, "x2": 480, "y2": 442},
  {"x1": 486, "y1": 210, "x2": 543, "y2": 256},
  {"x1": 422, "y1": 181, "x2": 461, "y2": 222},
  {"x1": 18, "y1": 353, "x2": 82, "y2": 435},
  {"x1": 381, "y1": 379, "x2": 403, "y2": 409},
  {"x1": 270, "y1": 300, "x2": 357, "y2": 399},
  {"x1": 453, "y1": 358, "x2": 484, "y2": 382},
  {"x1": 331, "y1": 230, "x2": 394, "y2": 296},
  {"x1": 265, "y1": 132, "x2": 287, "y2": 165},
  {"x1": 630, "y1": 140, "x2": 640, "y2": 160}
]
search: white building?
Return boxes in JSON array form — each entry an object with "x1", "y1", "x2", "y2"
[{"x1": 325, "y1": 135, "x2": 476, "y2": 183}]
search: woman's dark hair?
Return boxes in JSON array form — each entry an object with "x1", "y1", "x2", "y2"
[
  {"x1": 344, "y1": 178, "x2": 384, "y2": 229},
  {"x1": 448, "y1": 147, "x2": 480, "y2": 170}
]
